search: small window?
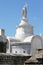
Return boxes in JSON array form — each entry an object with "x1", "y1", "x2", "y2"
[
  {"x1": 23, "y1": 51, "x2": 25, "y2": 53},
  {"x1": 15, "y1": 51, "x2": 17, "y2": 53}
]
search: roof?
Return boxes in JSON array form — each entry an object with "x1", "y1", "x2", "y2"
[
  {"x1": 7, "y1": 36, "x2": 21, "y2": 42},
  {"x1": 23, "y1": 35, "x2": 34, "y2": 43},
  {"x1": 25, "y1": 57, "x2": 38, "y2": 63},
  {"x1": 0, "y1": 53, "x2": 31, "y2": 57},
  {"x1": 35, "y1": 51, "x2": 43, "y2": 58}
]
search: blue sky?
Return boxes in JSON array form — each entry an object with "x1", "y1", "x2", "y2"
[{"x1": 0, "y1": 0, "x2": 43, "y2": 36}]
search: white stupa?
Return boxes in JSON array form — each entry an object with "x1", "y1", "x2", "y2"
[{"x1": 15, "y1": 5, "x2": 33, "y2": 41}]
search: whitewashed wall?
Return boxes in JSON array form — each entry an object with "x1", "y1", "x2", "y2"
[{"x1": 11, "y1": 44, "x2": 31, "y2": 55}]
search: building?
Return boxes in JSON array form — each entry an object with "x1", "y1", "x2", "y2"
[{"x1": 0, "y1": 5, "x2": 43, "y2": 65}]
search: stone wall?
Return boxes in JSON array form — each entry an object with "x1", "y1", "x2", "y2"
[{"x1": 0, "y1": 54, "x2": 29, "y2": 65}]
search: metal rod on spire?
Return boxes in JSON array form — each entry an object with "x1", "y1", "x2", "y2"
[{"x1": 22, "y1": 4, "x2": 27, "y2": 18}]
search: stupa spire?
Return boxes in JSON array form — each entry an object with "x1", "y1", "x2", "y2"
[{"x1": 22, "y1": 4, "x2": 27, "y2": 18}]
